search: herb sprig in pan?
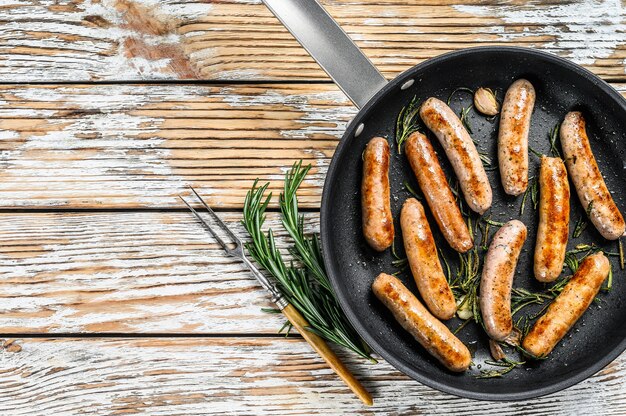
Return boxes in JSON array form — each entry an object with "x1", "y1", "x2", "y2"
[
  {"x1": 395, "y1": 95, "x2": 422, "y2": 153},
  {"x1": 243, "y1": 162, "x2": 376, "y2": 362}
]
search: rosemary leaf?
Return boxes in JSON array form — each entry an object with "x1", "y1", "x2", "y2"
[
  {"x1": 549, "y1": 124, "x2": 562, "y2": 158},
  {"x1": 519, "y1": 176, "x2": 538, "y2": 215},
  {"x1": 476, "y1": 358, "x2": 525, "y2": 379},
  {"x1": 529, "y1": 145, "x2": 543, "y2": 158},
  {"x1": 617, "y1": 238, "x2": 624, "y2": 270},
  {"x1": 459, "y1": 106, "x2": 473, "y2": 134},
  {"x1": 403, "y1": 181, "x2": 423, "y2": 200},
  {"x1": 573, "y1": 202, "x2": 594, "y2": 238},
  {"x1": 447, "y1": 87, "x2": 474, "y2": 105}
]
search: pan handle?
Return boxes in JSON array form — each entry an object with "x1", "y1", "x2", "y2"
[{"x1": 262, "y1": 0, "x2": 388, "y2": 109}]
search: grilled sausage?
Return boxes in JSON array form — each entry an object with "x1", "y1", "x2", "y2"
[
  {"x1": 522, "y1": 252, "x2": 609, "y2": 357},
  {"x1": 404, "y1": 132, "x2": 473, "y2": 253},
  {"x1": 372, "y1": 273, "x2": 471, "y2": 372},
  {"x1": 534, "y1": 156, "x2": 570, "y2": 282},
  {"x1": 362, "y1": 137, "x2": 394, "y2": 251},
  {"x1": 480, "y1": 220, "x2": 527, "y2": 341},
  {"x1": 498, "y1": 79, "x2": 536, "y2": 196},
  {"x1": 401, "y1": 198, "x2": 457, "y2": 320},
  {"x1": 560, "y1": 112, "x2": 625, "y2": 240},
  {"x1": 419, "y1": 97, "x2": 492, "y2": 215}
]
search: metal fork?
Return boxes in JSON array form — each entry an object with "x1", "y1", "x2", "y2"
[{"x1": 180, "y1": 187, "x2": 373, "y2": 406}]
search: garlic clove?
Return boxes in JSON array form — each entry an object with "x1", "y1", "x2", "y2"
[{"x1": 474, "y1": 87, "x2": 499, "y2": 116}]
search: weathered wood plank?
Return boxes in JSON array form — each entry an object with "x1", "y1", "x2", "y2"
[
  {"x1": 0, "y1": 211, "x2": 321, "y2": 334},
  {"x1": 0, "y1": 337, "x2": 625, "y2": 415},
  {"x1": 0, "y1": 83, "x2": 625, "y2": 209},
  {"x1": 1, "y1": 0, "x2": 624, "y2": 82},
  {"x1": 0, "y1": 83, "x2": 355, "y2": 209}
]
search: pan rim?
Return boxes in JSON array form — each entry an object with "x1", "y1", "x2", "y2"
[{"x1": 320, "y1": 45, "x2": 626, "y2": 401}]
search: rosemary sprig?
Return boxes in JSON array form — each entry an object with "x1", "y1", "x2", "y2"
[
  {"x1": 573, "y1": 202, "x2": 594, "y2": 238},
  {"x1": 549, "y1": 124, "x2": 562, "y2": 158},
  {"x1": 243, "y1": 165, "x2": 376, "y2": 362},
  {"x1": 395, "y1": 95, "x2": 422, "y2": 153},
  {"x1": 459, "y1": 106, "x2": 473, "y2": 134},
  {"x1": 511, "y1": 288, "x2": 552, "y2": 316},
  {"x1": 479, "y1": 152, "x2": 496, "y2": 171},
  {"x1": 476, "y1": 358, "x2": 526, "y2": 379}
]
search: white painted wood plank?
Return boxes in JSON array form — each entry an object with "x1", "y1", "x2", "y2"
[
  {"x1": 0, "y1": 0, "x2": 624, "y2": 81},
  {"x1": 0, "y1": 83, "x2": 354, "y2": 209},
  {"x1": 0, "y1": 337, "x2": 624, "y2": 415},
  {"x1": 0, "y1": 211, "x2": 319, "y2": 334}
]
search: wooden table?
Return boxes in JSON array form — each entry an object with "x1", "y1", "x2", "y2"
[{"x1": 0, "y1": 1, "x2": 625, "y2": 414}]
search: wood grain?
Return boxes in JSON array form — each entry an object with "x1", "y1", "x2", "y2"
[
  {"x1": 0, "y1": 337, "x2": 625, "y2": 415},
  {"x1": 1, "y1": 83, "x2": 625, "y2": 209},
  {"x1": 0, "y1": 211, "x2": 320, "y2": 334},
  {"x1": 1, "y1": 0, "x2": 624, "y2": 82},
  {"x1": 0, "y1": 83, "x2": 354, "y2": 209}
]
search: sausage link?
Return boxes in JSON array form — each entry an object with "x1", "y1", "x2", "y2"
[
  {"x1": 560, "y1": 112, "x2": 625, "y2": 240},
  {"x1": 404, "y1": 132, "x2": 473, "y2": 253},
  {"x1": 419, "y1": 97, "x2": 492, "y2": 214},
  {"x1": 362, "y1": 137, "x2": 394, "y2": 251},
  {"x1": 522, "y1": 252, "x2": 609, "y2": 357},
  {"x1": 372, "y1": 273, "x2": 471, "y2": 372},
  {"x1": 480, "y1": 220, "x2": 527, "y2": 341},
  {"x1": 498, "y1": 79, "x2": 536, "y2": 196},
  {"x1": 534, "y1": 156, "x2": 570, "y2": 282},
  {"x1": 401, "y1": 198, "x2": 457, "y2": 320}
]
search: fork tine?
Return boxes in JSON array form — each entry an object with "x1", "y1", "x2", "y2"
[
  {"x1": 179, "y1": 195, "x2": 231, "y2": 253},
  {"x1": 188, "y1": 187, "x2": 241, "y2": 245}
]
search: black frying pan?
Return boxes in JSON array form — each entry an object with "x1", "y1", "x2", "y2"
[{"x1": 263, "y1": 0, "x2": 626, "y2": 400}]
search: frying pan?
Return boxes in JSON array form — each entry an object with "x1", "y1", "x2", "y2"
[{"x1": 262, "y1": 0, "x2": 626, "y2": 400}]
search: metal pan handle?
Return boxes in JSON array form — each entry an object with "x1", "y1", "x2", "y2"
[{"x1": 262, "y1": 0, "x2": 388, "y2": 109}]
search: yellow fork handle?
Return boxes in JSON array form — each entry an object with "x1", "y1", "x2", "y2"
[{"x1": 281, "y1": 303, "x2": 373, "y2": 406}]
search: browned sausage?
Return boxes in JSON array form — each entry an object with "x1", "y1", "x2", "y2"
[
  {"x1": 534, "y1": 156, "x2": 570, "y2": 282},
  {"x1": 362, "y1": 137, "x2": 394, "y2": 251},
  {"x1": 498, "y1": 79, "x2": 536, "y2": 196},
  {"x1": 480, "y1": 220, "x2": 527, "y2": 341},
  {"x1": 404, "y1": 132, "x2": 473, "y2": 253},
  {"x1": 372, "y1": 273, "x2": 471, "y2": 372},
  {"x1": 560, "y1": 112, "x2": 625, "y2": 240},
  {"x1": 522, "y1": 252, "x2": 609, "y2": 357},
  {"x1": 419, "y1": 97, "x2": 492, "y2": 214},
  {"x1": 401, "y1": 198, "x2": 457, "y2": 320}
]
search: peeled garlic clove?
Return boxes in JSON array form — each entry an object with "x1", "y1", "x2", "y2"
[
  {"x1": 474, "y1": 87, "x2": 499, "y2": 116},
  {"x1": 456, "y1": 295, "x2": 473, "y2": 320}
]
